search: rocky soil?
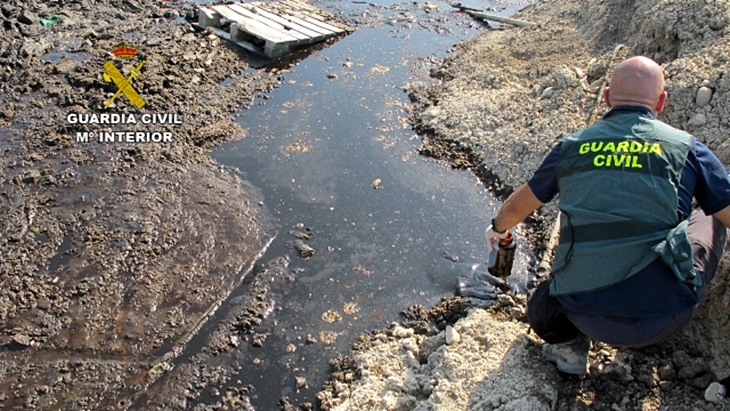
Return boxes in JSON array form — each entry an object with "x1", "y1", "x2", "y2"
[
  {"x1": 316, "y1": 0, "x2": 730, "y2": 410},
  {"x1": 2, "y1": 0, "x2": 730, "y2": 410},
  {"x1": 0, "y1": 0, "x2": 293, "y2": 408}
]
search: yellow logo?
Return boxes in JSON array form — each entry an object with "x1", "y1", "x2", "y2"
[{"x1": 103, "y1": 43, "x2": 146, "y2": 109}]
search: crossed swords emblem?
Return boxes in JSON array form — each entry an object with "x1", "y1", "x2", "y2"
[{"x1": 103, "y1": 59, "x2": 146, "y2": 109}]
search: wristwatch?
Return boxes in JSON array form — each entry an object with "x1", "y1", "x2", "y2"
[{"x1": 491, "y1": 218, "x2": 506, "y2": 234}]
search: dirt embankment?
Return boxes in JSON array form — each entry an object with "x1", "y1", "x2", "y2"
[{"x1": 317, "y1": 0, "x2": 730, "y2": 410}]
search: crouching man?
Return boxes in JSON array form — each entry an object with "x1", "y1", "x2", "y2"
[{"x1": 486, "y1": 56, "x2": 730, "y2": 374}]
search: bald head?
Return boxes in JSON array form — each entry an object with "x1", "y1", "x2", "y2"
[{"x1": 603, "y1": 56, "x2": 667, "y2": 115}]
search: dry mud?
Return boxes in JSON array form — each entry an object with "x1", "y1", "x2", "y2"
[
  {"x1": 0, "y1": 0, "x2": 290, "y2": 408},
  {"x1": 317, "y1": 0, "x2": 730, "y2": 410}
]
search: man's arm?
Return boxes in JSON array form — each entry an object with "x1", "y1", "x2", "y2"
[
  {"x1": 712, "y1": 204, "x2": 730, "y2": 228},
  {"x1": 492, "y1": 183, "x2": 545, "y2": 233}
]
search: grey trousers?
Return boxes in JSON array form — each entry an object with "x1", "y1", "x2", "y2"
[{"x1": 527, "y1": 208, "x2": 728, "y2": 347}]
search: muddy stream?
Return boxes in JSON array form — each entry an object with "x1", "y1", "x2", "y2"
[{"x1": 183, "y1": 0, "x2": 532, "y2": 408}]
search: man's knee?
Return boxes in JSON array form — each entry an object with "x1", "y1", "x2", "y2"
[
  {"x1": 526, "y1": 280, "x2": 580, "y2": 344},
  {"x1": 689, "y1": 210, "x2": 729, "y2": 297}
]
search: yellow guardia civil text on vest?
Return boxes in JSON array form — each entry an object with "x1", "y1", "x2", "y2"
[{"x1": 549, "y1": 111, "x2": 696, "y2": 296}]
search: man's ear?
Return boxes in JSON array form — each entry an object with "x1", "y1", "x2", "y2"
[
  {"x1": 603, "y1": 87, "x2": 612, "y2": 108},
  {"x1": 655, "y1": 90, "x2": 668, "y2": 113}
]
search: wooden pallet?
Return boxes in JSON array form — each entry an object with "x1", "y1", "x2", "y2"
[{"x1": 198, "y1": 0, "x2": 354, "y2": 58}]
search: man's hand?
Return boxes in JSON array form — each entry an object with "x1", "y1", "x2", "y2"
[
  {"x1": 483, "y1": 184, "x2": 543, "y2": 254},
  {"x1": 485, "y1": 225, "x2": 508, "y2": 253}
]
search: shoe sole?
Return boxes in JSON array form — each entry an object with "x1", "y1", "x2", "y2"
[{"x1": 542, "y1": 345, "x2": 588, "y2": 375}]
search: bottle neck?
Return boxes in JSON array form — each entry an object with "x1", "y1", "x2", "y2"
[{"x1": 498, "y1": 232, "x2": 513, "y2": 248}]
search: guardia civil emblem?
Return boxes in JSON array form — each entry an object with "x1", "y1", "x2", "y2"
[{"x1": 103, "y1": 42, "x2": 146, "y2": 109}]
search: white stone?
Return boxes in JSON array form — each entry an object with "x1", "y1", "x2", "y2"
[
  {"x1": 508, "y1": 306, "x2": 525, "y2": 321},
  {"x1": 705, "y1": 382, "x2": 726, "y2": 403},
  {"x1": 540, "y1": 87, "x2": 554, "y2": 99},
  {"x1": 589, "y1": 78, "x2": 605, "y2": 93},
  {"x1": 552, "y1": 65, "x2": 578, "y2": 89},
  {"x1": 580, "y1": 78, "x2": 592, "y2": 92},
  {"x1": 688, "y1": 113, "x2": 707, "y2": 127},
  {"x1": 401, "y1": 339, "x2": 419, "y2": 354},
  {"x1": 696, "y1": 86, "x2": 713, "y2": 107},
  {"x1": 381, "y1": 390, "x2": 399, "y2": 410},
  {"x1": 392, "y1": 325, "x2": 414, "y2": 338},
  {"x1": 445, "y1": 326, "x2": 461, "y2": 345},
  {"x1": 422, "y1": 3, "x2": 439, "y2": 12}
]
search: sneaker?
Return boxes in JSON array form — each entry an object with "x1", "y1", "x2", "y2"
[{"x1": 542, "y1": 335, "x2": 591, "y2": 375}]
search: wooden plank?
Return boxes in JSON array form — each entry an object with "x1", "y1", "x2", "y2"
[
  {"x1": 198, "y1": 6, "x2": 221, "y2": 28},
  {"x1": 257, "y1": 2, "x2": 353, "y2": 41},
  {"x1": 276, "y1": 0, "x2": 334, "y2": 17},
  {"x1": 213, "y1": 4, "x2": 296, "y2": 42},
  {"x1": 200, "y1": 0, "x2": 353, "y2": 58},
  {"x1": 211, "y1": 4, "x2": 299, "y2": 43},
  {"x1": 227, "y1": 3, "x2": 311, "y2": 41},
  {"x1": 274, "y1": 1, "x2": 351, "y2": 33},
  {"x1": 244, "y1": 3, "x2": 334, "y2": 38},
  {"x1": 279, "y1": 0, "x2": 324, "y2": 13},
  {"x1": 276, "y1": 0, "x2": 337, "y2": 19},
  {"x1": 206, "y1": 26, "x2": 231, "y2": 41},
  {"x1": 464, "y1": 10, "x2": 536, "y2": 27},
  {"x1": 207, "y1": 26, "x2": 265, "y2": 55},
  {"x1": 264, "y1": 41, "x2": 292, "y2": 58},
  {"x1": 236, "y1": 18, "x2": 300, "y2": 45}
]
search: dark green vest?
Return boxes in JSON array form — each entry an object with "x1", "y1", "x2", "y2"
[{"x1": 550, "y1": 111, "x2": 699, "y2": 296}]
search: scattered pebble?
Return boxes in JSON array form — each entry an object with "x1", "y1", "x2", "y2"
[
  {"x1": 445, "y1": 325, "x2": 460, "y2": 345},
  {"x1": 392, "y1": 325, "x2": 414, "y2": 338},
  {"x1": 318, "y1": 331, "x2": 338, "y2": 344},
  {"x1": 289, "y1": 229, "x2": 312, "y2": 240},
  {"x1": 12, "y1": 334, "x2": 32, "y2": 347},
  {"x1": 704, "y1": 382, "x2": 726, "y2": 403},
  {"x1": 229, "y1": 335, "x2": 239, "y2": 347},
  {"x1": 295, "y1": 376, "x2": 308, "y2": 391},
  {"x1": 293, "y1": 240, "x2": 314, "y2": 258},
  {"x1": 695, "y1": 86, "x2": 713, "y2": 107},
  {"x1": 321, "y1": 310, "x2": 342, "y2": 323},
  {"x1": 687, "y1": 113, "x2": 707, "y2": 127},
  {"x1": 422, "y1": 3, "x2": 439, "y2": 13},
  {"x1": 343, "y1": 302, "x2": 359, "y2": 315}
]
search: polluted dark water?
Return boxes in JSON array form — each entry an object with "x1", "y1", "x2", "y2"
[{"x1": 203, "y1": 0, "x2": 533, "y2": 408}]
